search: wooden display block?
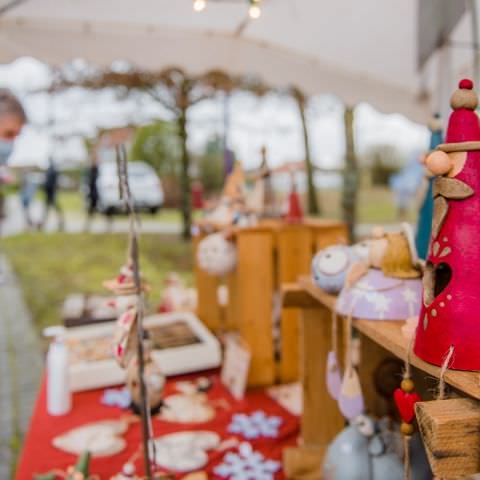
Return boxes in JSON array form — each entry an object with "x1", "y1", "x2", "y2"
[
  {"x1": 300, "y1": 306, "x2": 345, "y2": 445},
  {"x1": 277, "y1": 224, "x2": 313, "y2": 384},
  {"x1": 416, "y1": 398, "x2": 480, "y2": 478},
  {"x1": 236, "y1": 227, "x2": 275, "y2": 386},
  {"x1": 283, "y1": 445, "x2": 325, "y2": 479}
]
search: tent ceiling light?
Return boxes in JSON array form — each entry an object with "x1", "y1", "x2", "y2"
[
  {"x1": 193, "y1": 0, "x2": 262, "y2": 19},
  {"x1": 193, "y1": 0, "x2": 207, "y2": 12},
  {"x1": 248, "y1": 3, "x2": 261, "y2": 19}
]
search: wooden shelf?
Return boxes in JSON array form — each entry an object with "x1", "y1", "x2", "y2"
[
  {"x1": 195, "y1": 217, "x2": 345, "y2": 235},
  {"x1": 298, "y1": 276, "x2": 480, "y2": 400}
]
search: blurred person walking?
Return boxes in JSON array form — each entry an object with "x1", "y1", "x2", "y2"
[
  {"x1": 39, "y1": 157, "x2": 64, "y2": 231},
  {"x1": 84, "y1": 152, "x2": 99, "y2": 231},
  {"x1": 19, "y1": 169, "x2": 37, "y2": 229},
  {"x1": 0, "y1": 89, "x2": 27, "y2": 281}
]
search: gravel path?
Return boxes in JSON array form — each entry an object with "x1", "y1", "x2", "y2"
[{"x1": 0, "y1": 256, "x2": 42, "y2": 479}]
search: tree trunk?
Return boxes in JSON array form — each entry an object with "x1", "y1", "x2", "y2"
[
  {"x1": 292, "y1": 88, "x2": 320, "y2": 215},
  {"x1": 178, "y1": 108, "x2": 192, "y2": 240},
  {"x1": 342, "y1": 106, "x2": 358, "y2": 243}
]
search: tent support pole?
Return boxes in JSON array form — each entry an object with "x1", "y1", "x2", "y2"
[
  {"x1": 291, "y1": 87, "x2": 320, "y2": 216},
  {"x1": 342, "y1": 106, "x2": 357, "y2": 243},
  {"x1": 470, "y1": 0, "x2": 480, "y2": 87}
]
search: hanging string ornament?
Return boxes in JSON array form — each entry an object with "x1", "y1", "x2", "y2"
[
  {"x1": 326, "y1": 310, "x2": 342, "y2": 400},
  {"x1": 393, "y1": 338, "x2": 422, "y2": 480},
  {"x1": 337, "y1": 312, "x2": 365, "y2": 420}
]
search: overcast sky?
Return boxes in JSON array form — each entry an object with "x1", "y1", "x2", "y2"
[{"x1": 0, "y1": 57, "x2": 430, "y2": 169}]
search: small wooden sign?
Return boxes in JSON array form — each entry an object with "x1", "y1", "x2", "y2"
[{"x1": 221, "y1": 334, "x2": 251, "y2": 400}]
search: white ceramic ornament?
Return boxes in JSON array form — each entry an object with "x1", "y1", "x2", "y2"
[
  {"x1": 52, "y1": 420, "x2": 128, "y2": 457},
  {"x1": 152, "y1": 431, "x2": 220, "y2": 472},
  {"x1": 197, "y1": 233, "x2": 237, "y2": 276},
  {"x1": 159, "y1": 392, "x2": 215, "y2": 423}
]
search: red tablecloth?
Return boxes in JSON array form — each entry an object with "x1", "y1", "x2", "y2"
[{"x1": 16, "y1": 372, "x2": 299, "y2": 479}]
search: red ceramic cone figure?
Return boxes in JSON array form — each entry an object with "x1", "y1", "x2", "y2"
[
  {"x1": 414, "y1": 79, "x2": 480, "y2": 370},
  {"x1": 286, "y1": 172, "x2": 303, "y2": 223}
]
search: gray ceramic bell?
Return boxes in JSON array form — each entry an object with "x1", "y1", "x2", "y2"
[{"x1": 323, "y1": 415, "x2": 431, "y2": 480}]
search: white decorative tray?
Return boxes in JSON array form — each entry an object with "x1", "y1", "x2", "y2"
[{"x1": 65, "y1": 312, "x2": 221, "y2": 392}]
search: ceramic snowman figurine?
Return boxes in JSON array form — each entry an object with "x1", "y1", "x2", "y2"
[{"x1": 414, "y1": 79, "x2": 480, "y2": 370}]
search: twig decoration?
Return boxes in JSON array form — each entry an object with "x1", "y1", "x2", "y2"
[{"x1": 115, "y1": 144, "x2": 154, "y2": 479}]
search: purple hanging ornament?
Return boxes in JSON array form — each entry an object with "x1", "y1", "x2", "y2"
[
  {"x1": 326, "y1": 351, "x2": 342, "y2": 400},
  {"x1": 338, "y1": 367, "x2": 365, "y2": 421}
]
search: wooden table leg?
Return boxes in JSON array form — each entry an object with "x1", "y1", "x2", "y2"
[
  {"x1": 301, "y1": 306, "x2": 345, "y2": 445},
  {"x1": 284, "y1": 305, "x2": 345, "y2": 477}
]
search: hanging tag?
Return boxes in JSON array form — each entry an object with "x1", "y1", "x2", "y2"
[
  {"x1": 338, "y1": 367, "x2": 365, "y2": 420},
  {"x1": 326, "y1": 351, "x2": 342, "y2": 400}
]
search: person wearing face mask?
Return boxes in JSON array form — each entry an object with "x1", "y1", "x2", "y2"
[
  {"x1": 0, "y1": 89, "x2": 26, "y2": 283},
  {"x1": 0, "y1": 88, "x2": 26, "y2": 164},
  {"x1": 0, "y1": 88, "x2": 26, "y2": 227}
]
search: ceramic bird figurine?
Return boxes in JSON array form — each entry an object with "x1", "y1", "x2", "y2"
[{"x1": 312, "y1": 244, "x2": 356, "y2": 294}]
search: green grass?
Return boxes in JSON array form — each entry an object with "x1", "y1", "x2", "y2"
[
  {"x1": 2, "y1": 233, "x2": 194, "y2": 332},
  {"x1": 33, "y1": 186, "x2": 410, "y2": 226},
  {"x1": 315, "y1": 187, "x2": 415, "y2": 224}
]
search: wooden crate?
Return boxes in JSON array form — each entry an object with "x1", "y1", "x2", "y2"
[{"x1": 193, "y1": 219, "x2": 347, "y2": 387}]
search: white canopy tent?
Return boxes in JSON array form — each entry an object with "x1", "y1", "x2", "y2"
[{"x1": 0, "y1": 0, "x2": 476, "y2": 124}]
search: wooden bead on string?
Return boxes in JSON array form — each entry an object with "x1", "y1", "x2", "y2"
[{"x1": 393, "y1": 337, "x2": 421, "y2": 480}]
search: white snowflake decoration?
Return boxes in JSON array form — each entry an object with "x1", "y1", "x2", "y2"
[
  {"x1": 214, "y1": 442, "x2": 281, "y2": 480},
  {"x1": 373, "y1": 293, "x2": 391, "y2": 315},
  {"x1": 227, "y1": 411, "x2": 282, "y2": 439},
  {"x1": 401, "y1": 287, "x2": 418, "y2": 317}
]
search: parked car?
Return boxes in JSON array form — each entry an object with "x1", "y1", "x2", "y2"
[{"x1": 93, "y1": 161, "x2": 164, "y2": 214}]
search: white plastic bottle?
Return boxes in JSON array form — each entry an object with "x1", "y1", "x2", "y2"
[{"x1": 45, "y1": 326, "x2": 71, "y2": 416}]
